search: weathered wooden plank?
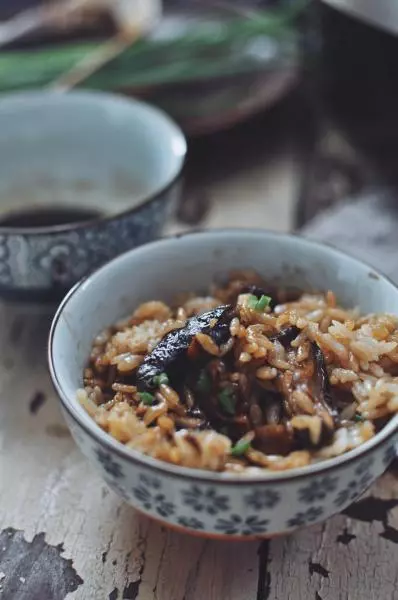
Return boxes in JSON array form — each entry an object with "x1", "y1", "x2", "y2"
[
  {"x1": 1, "y1": 142, "x2": 398, "y2": 600},
  {"x1": 1, "y1": 303, "x2": 397, "y2": 600},
  {"x1": 146, "y1": 536, "x2": 260, "y2": 600},
  {"x1": 269, "y1": 475, "x2": 398, "y2": 600}
]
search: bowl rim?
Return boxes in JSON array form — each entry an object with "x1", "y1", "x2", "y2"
[
  {"x1": 0, "y1": 90, "x2": 187, "y2": 236},
  {"x1": 48, "y1": 228, "x2": 398, "y2": 485}
]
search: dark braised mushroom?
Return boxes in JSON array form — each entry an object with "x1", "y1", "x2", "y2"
[
  {"x1": 310, "y1": 341, "x2": 338, "y2": 425},
  {"x1": 249, "y1": 403, "x2": 263, "y2": 427},
  {"x1": 211, "y1": 306, "x2": 236, "y2": 346},
  {"x1": 189, "y1": 363, "x2": 232, "y2": 429},
  {"x1": 186, "y1": 406, "x2": 209, "y2": 429},
  {"x1": 136, "y1": 305, "x2": 233, "y2": 391},
  {"x1": 286, "y1": 343, "x2": 338, "y2": 449},
  {"x1": 207, "y1": 358, "x2": 228, "y2": 381},
  {"x1": 253, "y1": 424, "x2": 294, "y2": 455},
  {"x1": 292, "y1": 421, "x2": 333, "y2": 450},
  {"x1": 277, "y1": 370, "x2": 295, "y2": 418},
  {"x1": 261, "y1": 391, "x2": 284, "y2": 425},
  {"x1": 190, "y1": 360, "x2": 254, "y2": 439}
]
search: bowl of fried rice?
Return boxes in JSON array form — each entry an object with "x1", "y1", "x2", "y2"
[{"x1": 49, "y1": 229, "x2": 398, "y2": 539}]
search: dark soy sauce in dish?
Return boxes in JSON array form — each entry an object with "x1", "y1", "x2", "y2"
[{"x1": 0, "y1": 206, "x2": 102, "y2": 228}]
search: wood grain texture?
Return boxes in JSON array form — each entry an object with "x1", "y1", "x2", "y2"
[
  {"x1": 0, "y1": 145, "x2": 398, "y2": 599},
  {"x1": 1, "y1": 294, "x2": 398, "y2": 600}
]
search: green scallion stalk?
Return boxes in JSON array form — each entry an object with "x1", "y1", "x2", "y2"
[
  {"x1": 152, "y1": 373, "x2": 169, "y2": 386},
  {"x1": 247, "y1": 294, "x2": 258, "y2": 309},
  {"x1": 139, "y1": 392, "x2": 155, "y2": 406},
  {"x1": 0, "y1": 3, "x2": 308, "y2": 93},
  {"x1": 255, "y1": 295, "x2": 272, "y2": 311},
  {"x1": 231, "y1": 439, "x2": 251, "y2": 456},
  {"x1": 218, "y1": 388, "x2": 236, "y2": 415}
]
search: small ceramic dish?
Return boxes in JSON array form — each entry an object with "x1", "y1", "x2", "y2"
[
  {"x1": 0, "y1": 91, "x2": 186, "y2": 302},
  {"x1": 49, "y1": 230, "x2": 398, "y2": 540}
]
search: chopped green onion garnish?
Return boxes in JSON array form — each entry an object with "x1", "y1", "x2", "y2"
[
  {"x1": 139, "y1": 392, "x2": 155, "y2": 406},
  {"x1": 218, "y1": 388, "x2": 236, "y2": 415},
  {"x1": 247, "y1": 294, "x2": 258, "y2": 309},
  {"x1": 255, "y1": 295, "x2": 272, "y2": 311},
  {"x1": 152, "y1": 373, "x2": 169, "y2": 386},
  {"x1": 197, "y1": 370, "x2": 211, "y2": 393},
  {"x1": 354, "y1": 414, "x2": 364, "y2": 422},
  {"x1": 231, "y1": 439, "x2": 251, "y2": 456}
]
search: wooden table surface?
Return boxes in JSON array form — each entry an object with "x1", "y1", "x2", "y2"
[
  {"x1": 1, "y1": 106, "x2": 398, "y2": 600},
  {"x1": 1, "y1": 304, "x2": 398, "y2": 600}
]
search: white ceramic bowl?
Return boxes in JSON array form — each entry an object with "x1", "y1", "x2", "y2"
[
  {"x1": 49, "y1": 230, "x2": 398, "y2": 539},
  {"x1": 0, "y1": 91, "x2": 186, "y2": 302}
]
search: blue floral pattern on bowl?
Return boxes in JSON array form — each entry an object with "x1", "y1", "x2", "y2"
[
  {"x1": 96, "y1": 448, "x2": 125, "y2": 480},
  {"x1": 244, "y1": 489, "x2": 280, "y2": 510},
  {"x1": 215, "y1": 515, "x2": 269, "y2": 536},
  {"x1": 298, "y1": 476, "x2": 338, "y2": 503},
  {"x1": 0, "y1": 191, "x2": 176, "y2": 301},
  {"x1": 69, "y1": 430, "x2": 394, "y2": 538},
  {"x1": 181, "y1": 485, "x2": 230, "y2": 515},
  {"x1": 177, "y1": 517, "x2": 204, "y2": 531},
  {"x1": 287, "y1": 507, "x2": 324, "y2": 528},
  {"x1": 61, "y1": 389, "x2": 396, "y2": 538},
  {"x1": 133, "y1": 473, "x2": 175, "y2": 518}
]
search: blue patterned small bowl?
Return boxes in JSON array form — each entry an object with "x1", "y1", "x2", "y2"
[
  {"x1": 49, "y1": 230, "x2": 398, "y2": 539},
  {"x1": 0, "y1": 91, "x2": 186, "y2": 302}
]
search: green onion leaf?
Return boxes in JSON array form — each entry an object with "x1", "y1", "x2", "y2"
[
  {"x1": 354, "y1": 414, "x2": 364, "y2": 422},
  {"x1": 152, "y1": 372, "x2": 169, "y2": 386},
  {"x1": 197, "y1": 370, "x2": 211, "y2": 393},
  {"x1": 255, "y1": 295, "x2": 272, "y2": 311},
  {"x1": 247, "y1": 294, "x2": 258, "y2": 309},
  {"x1": 231, "y1": 439, "x2": 251, "y2": 456},
  {"x1": 139, "y1": 392, "x2": 155, "y2": 406},
  {"x1": 218, "y1": 388, "x2": 236, "y2": 415}
]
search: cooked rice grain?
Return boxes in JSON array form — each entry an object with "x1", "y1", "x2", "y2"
[{"x1": 79, "y1": 280, "x2": 398, "y2": 474}]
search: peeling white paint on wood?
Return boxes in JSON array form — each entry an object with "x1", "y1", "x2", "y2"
[
  {"x1": 1, "y1": 295, "x2": 398, "y2": 600},
  {"x1": 1, "y1": 154, "x2": 397, "y2": 599}
]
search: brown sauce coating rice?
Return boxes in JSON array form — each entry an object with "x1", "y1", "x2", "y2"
[{"x1": 79, "y1": 273, "x2": 398, "y2": 474}]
